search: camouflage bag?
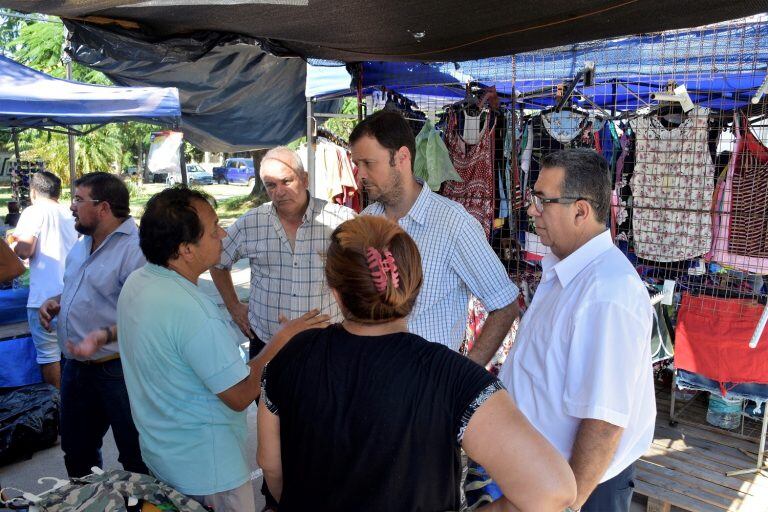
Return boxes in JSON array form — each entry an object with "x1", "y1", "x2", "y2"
[{"x1": 33, "y1": 470, "x2": 207, "y2": 512}]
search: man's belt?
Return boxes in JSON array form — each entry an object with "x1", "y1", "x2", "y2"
[{"x1": 81, "y1": 353, "x2": 121, "y2": 365}]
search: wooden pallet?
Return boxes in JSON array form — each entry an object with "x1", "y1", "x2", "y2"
[{"x1": 634, "y1": 387, "x2": 768, "y2": 511}]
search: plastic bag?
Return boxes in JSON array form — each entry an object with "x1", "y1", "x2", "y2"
[{"x1": 0, "y1": 384, "x2": 59, "y2": 466}]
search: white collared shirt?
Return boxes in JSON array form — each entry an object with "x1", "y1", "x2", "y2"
[
  {"x1": 363, "y1": 181, "x2": 519, "y2": 350},
  {"x1": 499, "y1": 230, "x2": 655, "y2": 482}
]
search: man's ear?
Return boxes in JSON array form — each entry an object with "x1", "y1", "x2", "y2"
[
  {"x1": 574, "y1": 199, "x2": 591, "y2": 225},
  {"x1": 176, "y1": 242, "x2": 193, "y2": 262},
  {"x1": 398, "y1": 146, "x2": 411, "y2": 166}
]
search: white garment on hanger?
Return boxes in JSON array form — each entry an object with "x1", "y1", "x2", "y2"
[
  {"x1": 300, "y1": 140, "x2": 357, "y2": 202},
  {"x1": 463, "y1": 112, "x2": 482, "y2": 144},
  {"x1": 521, "y1": 123, "x2": 534, "y2": 192}
]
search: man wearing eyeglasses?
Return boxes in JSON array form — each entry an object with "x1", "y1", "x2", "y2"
[
  {"x1": 38, "y1": 171, "x2": 148, "y2": 478},
  {"x1": 499, "y1": 149, "x2": 655, "y2": 512}
]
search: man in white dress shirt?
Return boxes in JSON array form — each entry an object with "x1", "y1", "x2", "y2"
[{"x1": 500, "y1": 148, "x2": 655, "y2": 512}]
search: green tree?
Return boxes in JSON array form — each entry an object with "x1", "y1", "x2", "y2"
[
  {"x1": 0, "y1": 9, "x2": 26, "y2": 54},
  {"x1": 13, "y1": 124, "x2": 123, "y2": 185},
  {"x1": 323, "y1": 98, "x2": 358, "y2": 140},
  {"x1": 0, "y1": 16, "x2": 171, "y2": 180}
]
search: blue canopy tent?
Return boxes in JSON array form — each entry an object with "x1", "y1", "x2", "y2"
[
  {"x1": 0, "y1": 54, "x2": 180, "y2": 128},
  {"x1": 0, "y1": 53, "x2": 180, "y2": 189},
  {"x1": 307, "y1": 20, "x2": 768, "y2": 112}
]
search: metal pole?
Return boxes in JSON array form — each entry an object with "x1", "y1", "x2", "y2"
[
  {"x1": 11, "y1": 129, "x2": 20, "y2": 161},
  {"x1": 66, "y1": 60, "x2": 77, "y2": 198},
  {"x1": 179, "y1": 137, "x2": 188, "y2": 186},
  {"x1": 306, "y1": 97, "x2": 316, "y2": 197},
  {"x1": 356, "y1": 64, "x2": 364, "y2": 122}
]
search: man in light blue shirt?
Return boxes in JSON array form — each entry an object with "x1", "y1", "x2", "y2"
[
  {"x1": 73, "y1": 187, "x2": 328, "y2": 511},
  {"x1": 350, "y1": 111, "x2": 519, "y2": 364},
  {"x1": 38, "y1": 172, "x2": 147, "y2": 478}
]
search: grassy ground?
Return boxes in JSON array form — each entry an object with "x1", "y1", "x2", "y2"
[
  {"x1": 0, "y1": 184, "x2": 10, "y2": 212},
  {"x1": 215, "y1": 192, "x2": 268, "y2": 221},
  {"x1": 0, "y1": 182, "x2": 267, "y2": 225}
]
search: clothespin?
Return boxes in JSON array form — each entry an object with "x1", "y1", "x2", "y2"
[{"x1": 556, "y1": 83, "x2": 565, "y2": 102}]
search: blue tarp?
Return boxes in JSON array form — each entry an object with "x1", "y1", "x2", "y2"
[
  {"x1": 0, "y1": 286, "x2": 29, "y2": 326},
  {"x1": 0, "y1": 54, "x2": 181, "y2": 128},
  {"x1": 0, "y1": 336, "x2": 42, "y2": 388},
  {"x1": 308, "y1": 21, "x2": 768, "y2": 111}
]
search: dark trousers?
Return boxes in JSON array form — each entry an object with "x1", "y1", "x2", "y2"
[
  {"x1": 582, "y1": 462, "x2": 636, "y2": 512},
  {"x1": 249, "y1": 331, "x2": 278, "y2": 509},
  {"x1": 248, "y1": 329, "x2": 267, "y2": 360},
  {"x1": 60, "y1": 358, "x2": 148, "y2": 478}
]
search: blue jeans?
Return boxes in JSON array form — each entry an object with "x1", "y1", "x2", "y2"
[
  {"x1": 582, "y1": 463, "x2": 636, "y2": 512},
  {"x1": 60, "y1": 357, "x2": 148, "y2": 478}
]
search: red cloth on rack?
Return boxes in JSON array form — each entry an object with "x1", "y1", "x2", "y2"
[
  {"x1": 675, "y1": 293, "x2": 768, "y2": 385},
  {"x1": 728, "y1": 114, "x2": 768, "y2": 258},
  {"x1": 442, "y1": 110, "x2": 496, "y2": 238}
]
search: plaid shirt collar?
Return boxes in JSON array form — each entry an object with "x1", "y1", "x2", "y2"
[{"x1": 403, "y1": 179, "x2": 430, "y2": 227}]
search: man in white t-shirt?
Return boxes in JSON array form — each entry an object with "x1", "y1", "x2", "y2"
[
  {"x1": 12, "y1": 171, "x2": 78, "y2": 388},
  {"x1": 499, "y1": 149, "x2": 655, "y2": 512}
]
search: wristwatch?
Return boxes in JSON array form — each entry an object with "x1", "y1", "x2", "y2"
[{"x1": 102, "y1": 326, "x2": 114, "y2": 344}]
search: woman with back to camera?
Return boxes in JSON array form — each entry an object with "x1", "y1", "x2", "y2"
[{"x1": 257, "y1": 215, "x2": 575, "y2": 512}]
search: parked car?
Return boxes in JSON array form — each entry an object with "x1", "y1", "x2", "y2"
[
  {"x1": 166, "y1": 164, "x2": 214, "y2": 186},
  {"x1": 212, "y1": 157, "x2": 255, "y2": 186}
]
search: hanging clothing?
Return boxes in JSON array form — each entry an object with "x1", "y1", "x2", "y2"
[
  {"x1": 501, "y1": 109, "x2": 523, "y2": 217},
  {"x1": 675, "y1": 293, "x2": 768, "y2": 385},
  {"x1": 443, "y1": 110, "x2": 496, "y2": 238},
  {"x1": 650, "y1": 299, "x2": 674, "y2": 363},
  {"x1": 727, "y1": 116, "x2": 768, "y2": 258},
  {"x1": 299, "y1": 140, "x2": 360, "y2": 210},
  {"x1": 414, "y1": 119, "x2": 462, "y2": 191},
  {"x1": 615, "y1": 126, "x2": 636, "y2": 238},
  {"x1": 708, "y1": 114, "x2": 768, "y2": 273},
  {"x1": 630, "y1": 106, "x2": 715, "y2": 262},
  {"x1": 519, "y1": 122, "x2": 533, "y2": 192},
  {"x1": 332, "y1": 148, "x2": 360, "y2": 212},
  {"x1": 463, "y1": 112, "x2": 483, "y2": 144},
  {"x1": 540, "y1": 110, "x2": 587, "y2": 143},
  {"x1": 463, "y1": 295, "x2": 519, "y2": 376}
]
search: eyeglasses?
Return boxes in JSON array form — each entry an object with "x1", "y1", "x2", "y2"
[
  {"x1": 525, "y1": 188, "x2": 595, "y2": 214},
  {"x1": 71, "y1": 198, "x2": 101, "y2": 206}
]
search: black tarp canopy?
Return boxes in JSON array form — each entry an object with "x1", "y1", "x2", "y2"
[
  {"x1": 1, "y1": 0, "x2": 766, "y2": 62},
  {"x1": 2, "y1": 1, "x2": 765, "y2": 150}
]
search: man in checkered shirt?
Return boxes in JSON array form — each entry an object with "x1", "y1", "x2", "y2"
[
  {"x1": 211, "y1": 147, "x2": 354, "y2": 511},
  {"x1": 350, "y1": 111, "x2": 519, "y2": 364},
  {"x1": 211, "y1": 146, "x2": 355, "y2": 353}
]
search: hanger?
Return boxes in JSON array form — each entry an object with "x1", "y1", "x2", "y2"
[{"x1": 647, "y1": 81, "x2": 695, "y2": 126}]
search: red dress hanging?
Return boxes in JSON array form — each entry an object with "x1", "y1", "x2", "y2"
[{"x1": 442, "y1": 111, "x2": 496, "y2": 238}]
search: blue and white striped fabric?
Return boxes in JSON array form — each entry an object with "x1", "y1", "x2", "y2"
[
  {"x1": 218, "y1": 195, "x2": 356, "y2": 341},
  {"x1": 363, "y1": 181, "x2": 518, "y2": 350}
]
